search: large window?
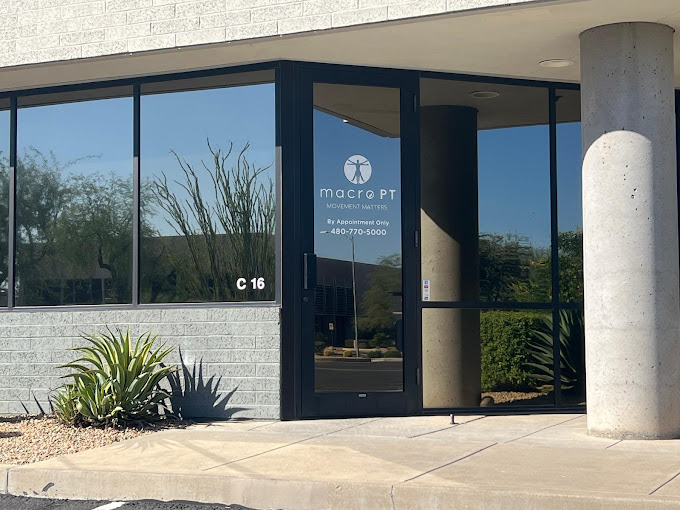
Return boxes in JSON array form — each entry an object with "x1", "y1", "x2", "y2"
[
  {"x1": 16, "y1": 89, "x2": 133, "y2": 306},
  {"x1": 0, "y1": 67, "x2": 277, "y2": 308},
  {"x1": 140, "y1": 71, "x2": 276, "y2": 303},
  {"x1": 419, "y1": 77, "x2": 584, "y2": 409}
]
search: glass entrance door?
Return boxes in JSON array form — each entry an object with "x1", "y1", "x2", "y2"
[{"x1": 299, "y1": 68, "x2": 419, "y2": 417}]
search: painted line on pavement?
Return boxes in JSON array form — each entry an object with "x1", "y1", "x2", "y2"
[{"x1": 91, "y1": 502, "x2": 126, "y2": 510}]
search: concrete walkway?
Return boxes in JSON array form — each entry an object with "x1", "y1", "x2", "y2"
[{"x1": 4, "y1": 414, "x2": 680, "y2": 509}]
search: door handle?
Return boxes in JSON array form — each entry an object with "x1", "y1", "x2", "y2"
[{"x1": 303, "y1": 253, "x2": 317, "y2": 290}]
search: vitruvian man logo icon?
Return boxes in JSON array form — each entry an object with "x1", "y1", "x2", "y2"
[{"x1": 344, "y1": 155, "x2": 372, "y2": 184}]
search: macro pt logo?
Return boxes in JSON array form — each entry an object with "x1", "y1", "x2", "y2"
[
  {"x1": 344, "y1": 155, "x2": 372, "y2": 184},
  {"x1": 320, "y1": 154, "x2": 395, "y2": 206}
]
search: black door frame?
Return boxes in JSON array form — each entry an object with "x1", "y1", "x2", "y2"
[
  {"x1": 280, "y1": 61, "x2": 421, "y2": 419},
  {"x1": 280, "y1": 61, "x2": 589, "y2": 420}
]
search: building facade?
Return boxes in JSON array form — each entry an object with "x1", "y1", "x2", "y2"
[{"x1": 0, "y1": 0, "x2": 678, "y2": 438}]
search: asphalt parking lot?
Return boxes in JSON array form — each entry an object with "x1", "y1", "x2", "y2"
[{"x1": 0, "y1": 496, "x2": 260, "y2": 509}]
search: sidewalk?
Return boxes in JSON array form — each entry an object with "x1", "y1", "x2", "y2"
[{"x1": 4, "y1": 414, "x2": 680, "y2": 509}]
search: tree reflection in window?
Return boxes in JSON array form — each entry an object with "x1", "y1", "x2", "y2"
[
  {"x1": 145, "y1": 140, "x2": 275, "y2": 302},
  {"x1": 15, "y1": 148, "x2": 134, "y2": 306}
]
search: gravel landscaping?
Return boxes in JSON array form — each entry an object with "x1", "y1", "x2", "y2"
[
  {"x1": 482, "y1": 391, "x2": 550, "y2": 405},
  {"x1": 0, "y1": 415, "x2": 186, "y2": 465}
]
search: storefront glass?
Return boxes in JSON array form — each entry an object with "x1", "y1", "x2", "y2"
[
  {"x1": 312, "y1": 82, "x2": 404, "y2": 393},
  {"x1": 140, "y1": 71, "x2": 276, "y2": 303},
  {"x1": 16, "y1": 88, "x2": 133, "y2": 306}
]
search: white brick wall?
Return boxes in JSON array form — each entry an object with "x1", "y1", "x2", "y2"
[
  {"x1": 0, "y1": 0, "x2": 542, "y2": 68},
  {"x1": 0, "y1": 305, "x2": 281, "y2": 420}
]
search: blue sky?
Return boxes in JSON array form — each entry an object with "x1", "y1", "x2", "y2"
[
  {"x1": 17, "y1": 97, "x2": 132, "y2": 179},
  {"x1": 140, "y1": 84, "x2": 276, "y2": 236},
  {"x1": 2, "y1": 84, "x2": 582, "y2": 261},
  {"x1": 13, "y1": 84, "x2": 276, "y2": 237}
]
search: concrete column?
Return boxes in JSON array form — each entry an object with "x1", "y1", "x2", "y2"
[
  {"x1": 580, "y1": 22, "x2": 680, "y2": 439},
  {"x1": 421, "y1": 106, "x2": 481, "y2": 408}
]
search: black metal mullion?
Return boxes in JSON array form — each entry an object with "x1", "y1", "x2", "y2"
[
  {"x1": 401, "y1": 71, "x2": 421, "y2": 415},
  {"x1": 549, "y1": 86, "x2": 561, "y2": 407},
  {"x1": 279, "y1": 61, "x2": 302, "y2": 420},
  {"x1": 132, "y1": 84, "x2": 140, "y2": 306},
  {"x1": 7, "y1": 96, "x2": 16, "y2": 309}
]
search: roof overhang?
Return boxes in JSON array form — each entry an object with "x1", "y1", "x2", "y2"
[{"x1": 0, "y1": 0, "x2": 678, "y2": 91}]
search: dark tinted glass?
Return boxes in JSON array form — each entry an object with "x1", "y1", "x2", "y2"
[
  {"x1": 556, "y1": 89, "x2": 583, "y2": 302},
  {"x1": 421, "y1": 308, "x2": 555, "y2": 407},
  {"x1": 15, "y1": 89, "x2": 133, "y2": 306},
  {"x1": 480, "y1": 309, "x2": 555, "y2": 406},
  {"x1": 312, "y1": 83, "x2": 403, "y2": 393},
  {"x1": 0, "y1": 101, "x2": 9, "y2": 307},
  {"x1": 140, "y1": 72, "x2": 276, "y2": 303},
  {"x1": 419, "y1": 79, "x2": 551, "y2": 304},
  {"x1": 556, "y1": 308, "x2": 585, "y2": 406},
  {"x1": 477, "y1": 88, "x2": 550, "y2": 303}
]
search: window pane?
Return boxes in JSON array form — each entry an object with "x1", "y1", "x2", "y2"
[
  {"x1": 0, "y1": 101, "x2": 8, "y2": 307},
  {"x1": 16, "y1": 90, "x2": 133, "y2": 306},
  {"x1": 556, "y1": 89, "x2": 583, "y2": 302},
  {"x1": 312, "y1": 83, "x2": 403, "y2": 393},
  {"x1": 419, "y1": 79, "x2": 551, "y2": 304},
  {"x1": 481, "y1": 309, "x2": 555, "y2": 406},
  {"x1": 140, "y1": 72, "x2": 276, "y2": 303},
  {"x1": 478, "y1": 87, "x2": 550, "y2": 303},
  {"x1": 421, "y1": 308, "x2": 555, "y2": 407}
]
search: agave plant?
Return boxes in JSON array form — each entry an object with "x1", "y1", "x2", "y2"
[
  {"x1": 51, "y1": 383, "x2": 79, "y2": 425},
  {"x1": 52, "y1": 328, "x2": 176, "y2": 427},
  {"x1": 525, "y1": 309, "x2": 585, "y2": 392}
]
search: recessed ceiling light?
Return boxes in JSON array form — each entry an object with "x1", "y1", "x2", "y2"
[
  {"x1": 469, "y1": 91, "x2": 500, "y2": 99},
  {"x1": 539, "y1": 59, "x2": 575, "y2": 68},
  {"x1": 342, "y1": 119, "x2": 349, "y2": 123}
]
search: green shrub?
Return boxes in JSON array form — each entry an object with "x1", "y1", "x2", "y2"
[
  {"x1": 314, "y1": 340, "x2": 326, "y2": 355},
  {"x1": 480, "y1": 310, "x2": 547, "y2": 392},
  {"x1": 365, "y1": 350, "x2": 382, "y2": 359},
  {"x1": 383, "y1": 347, "x2": 401, "y2": 358},
  {"x1": 345, "y1": 340, "x2": 355, "y2": 348},
  {"x1": 369, "y1": 332, "x2": 391, "y2": 348},
  {"x1": 51, "y1": 328, "x2": 176, "y2": 427},
  {"x1": 342, "y1": 349, "x2": 355, "y2": 357},
  {"x1": 52, "y1": 384, "x2": 79, "y2": 425}
]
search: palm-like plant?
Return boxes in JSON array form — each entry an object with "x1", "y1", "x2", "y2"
[
  {"x1": 526, "y1": 309, "x2": 585, "y2": 392},
  {"x1": 52, "y1": 328, "x2": 176, "y2": 427}
]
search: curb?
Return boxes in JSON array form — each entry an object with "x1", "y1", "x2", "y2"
[
  {"x1": 7, "y1": 467, "x2": 680, "y2": 509},
  {"x1": 0, "y1": 464, "x2": 14, "y2": 495},
  {"x1": 8, "y1": 469, "x2": 393, "y2": 509}
]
